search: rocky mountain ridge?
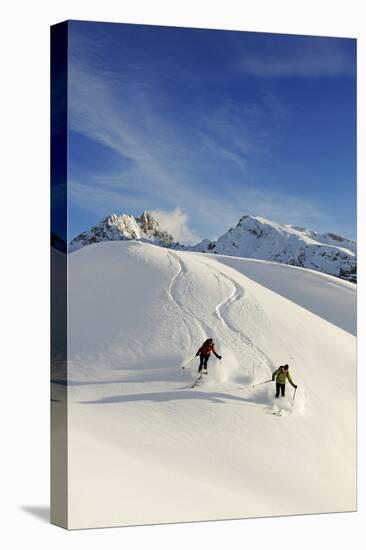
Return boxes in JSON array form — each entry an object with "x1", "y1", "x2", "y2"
[{"x1": 69, "y1": 211, "x2": 175, "y2": 251}]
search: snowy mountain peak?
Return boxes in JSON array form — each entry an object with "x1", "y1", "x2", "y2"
[
  {"x1": 69, "y1": 211, "x2": 176, "y2": 251},
  {"x1": 235, "y1": 215, "x2": 271, "y2": 235},
  {"x1": 194, "y1": 215, "x2": 356, "y2": 283}
]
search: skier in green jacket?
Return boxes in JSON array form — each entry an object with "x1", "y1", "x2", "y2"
[{"x1": 272, "y1": 364, "x2": 297, "y2": 398}]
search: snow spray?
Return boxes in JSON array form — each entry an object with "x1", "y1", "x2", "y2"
[{"x1": 211, "y1": 346, "x2": 242, "y2": 384}]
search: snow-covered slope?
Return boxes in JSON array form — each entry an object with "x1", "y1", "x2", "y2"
[
  {"x1": 53, "y1": 241, "x2": 356, "y2": 529},
  {"x1": 69, "y1": 211, "x2": 176, "y2": 251},
  {"x1": 195, "y1": 215, "x2": 356, "y2": 283}
]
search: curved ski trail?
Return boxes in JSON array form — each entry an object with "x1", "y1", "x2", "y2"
[
  {"x1": 197, "y1": 259, "x2": 277, "y2": 378},
  {"x1": 167, "y1": 251, "x2": 212, "y2": 346}
]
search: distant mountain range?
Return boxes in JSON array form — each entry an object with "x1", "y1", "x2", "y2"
[{"x1": 69, "y1": 211, "x2": 356, "y2": 283}]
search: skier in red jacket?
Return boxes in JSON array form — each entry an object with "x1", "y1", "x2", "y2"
[{"x1": 196, "y1": 338, "x2": 222, "y2": 374}]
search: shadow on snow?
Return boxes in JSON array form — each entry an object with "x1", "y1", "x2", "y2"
[{"x1": 78, "y1": 388, "x2": 271, "y2": 408}]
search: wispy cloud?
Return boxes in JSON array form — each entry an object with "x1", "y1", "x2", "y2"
[
  {"x1": 69, "y1": 178, "x2": 148, "y2": 218},
  {"x1": 68, "y1": 30, "x2": 335, "y2": 242},
  {"x1": 236, "y1": 39, "x2": 355, "y2": 78},
  {"x1": 70, "y1": 174, "x2": 330, "y2": 244},
  {"x1": 232, "y1": 186, "x2": 328, "y2": 230}
]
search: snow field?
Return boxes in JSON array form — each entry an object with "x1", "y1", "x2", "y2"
[{"x1": 56, "y1": 240, "x2": 356, "y2": 528}]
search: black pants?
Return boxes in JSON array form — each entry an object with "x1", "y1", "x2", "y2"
[
  {"x1": 198, "y1": 354, "x2": 210, "y2": 372},
  {"x1": 275, "y1": 383, "x2": 285, "y2": 398}
]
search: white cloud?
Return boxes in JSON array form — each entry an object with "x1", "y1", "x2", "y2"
[{"x1": 150, "y1": 208, "x2": 201, "y2": 245}]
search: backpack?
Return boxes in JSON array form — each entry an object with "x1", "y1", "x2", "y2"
[{"x1": 200, "y1": 339, "x2": 214, "y2": 355}]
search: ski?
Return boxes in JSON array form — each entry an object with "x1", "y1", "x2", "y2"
[
  {"x1": 191, "y1": 375, "x2": 202, "y2": 388},
  {"x1": 191, "y1": 373, "x2": 206, "y2": 388}
]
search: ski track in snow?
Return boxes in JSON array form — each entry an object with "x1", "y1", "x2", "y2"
[
  {"x1": 167, "y1": 251, "x2": 212, "y2": 344},
  {"x1": 168, "y1": 251, "x2": 276, "y2": 383},
  {"x1": 198, "y1": 259, "x2": 276, "y2": 377},
  {"x1": 167, "y1": 255, "x2": 195, "y2": 349}
]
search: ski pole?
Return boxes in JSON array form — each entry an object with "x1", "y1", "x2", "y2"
[
  {"x1": 181, "y1": 357, "x2": 196, "y2": 370},
  {"x1": 252, "y1": 379, "x2": 273, "y2": 388},
  {"x1": 292, "y1": 387, "x2": 297, "y2": 406}
]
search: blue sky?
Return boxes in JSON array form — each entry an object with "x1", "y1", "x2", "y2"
[{"x1": 68, "y1": 21, "x2": 356, "y2": 243}]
